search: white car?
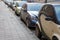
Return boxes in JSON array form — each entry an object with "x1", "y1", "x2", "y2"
[
  {"x1": 10, "y1": 1, "x2": 20, "y2": 11},
  {"x1": 14, "y1": 1, "x2": 27, "y2": 16}
]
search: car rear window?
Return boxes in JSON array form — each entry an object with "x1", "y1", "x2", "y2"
[{"x1": 27, "y1": 4, "x2": 42, "y2": 11}]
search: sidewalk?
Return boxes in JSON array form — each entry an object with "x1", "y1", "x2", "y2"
[{"x1": 0, "y1": 1, "x2": 39, "y2": 40}]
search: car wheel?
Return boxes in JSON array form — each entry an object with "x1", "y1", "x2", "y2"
[
  {"x1": 12, "y1": 8, "x2": 15, "y2": 11},
  {"x1": 15, "y1": 11, "x2": 17, "y2": 15},
  {"x1": 35, "y1": 26, "x2": 42, "y2": 38},
  {"x1": 52, "y1": 36, "x2": 58, "y2": 40},
  {"x1": 19, "y1": 12, "x2": 21, "y2": 16},
  {"x1": 18, "y1": 12, "x2": 20, "y2": 16},
  {"x1": 15, "y1": 11, "x2": 19, "y2": 16}
]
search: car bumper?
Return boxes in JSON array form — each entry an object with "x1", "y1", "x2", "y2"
[{"x1": 29, "y1": 20, "x2": 38, "y2": 27}]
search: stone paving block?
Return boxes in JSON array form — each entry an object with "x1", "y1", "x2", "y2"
[{"x1": 0, "y1": 1, "x2": 39, "y2": 40}]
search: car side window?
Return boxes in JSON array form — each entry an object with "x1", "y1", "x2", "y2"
[
  {"x1": 16, "y1": 3, "x2": 19, "y2": 7},
  {"x1": 22, "y1": 4, "x2": 27, "y2": 10},
  {"x1": 44, "y1": 5, "x2": 55, "y2": 18},
  {"x1": 44, "y1": 5, "x2": 57, "y2": 22}
]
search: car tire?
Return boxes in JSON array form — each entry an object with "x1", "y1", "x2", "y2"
[
  {"x1": 15, "y1": 11, "x2": 17, "y2": 15},
  {"x1": 52, "y1": 36, "x2": 58, "y2": 40},
  {"x1": 15, "y1": 11, "x2": 20, "y2": 16},
  {"x1": 19, "y1": 12, "x2": 21, "y2": 16},
  {"x1": 12, "y1": 8, "x2": 15, "y2": 11}
]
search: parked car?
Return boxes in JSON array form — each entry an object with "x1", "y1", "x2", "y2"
[
  {"x1": 10, "y1": 1, "x2": 20, "y2": 11},
  {"x1": 20, "y1": 3, "x2": 44, "y2": 28},
  {"x1": 4, "y1": 0, "x2": 13, "y2": 7},
  {"x1": 14, "y1": 1, "x2": 27, "y2": 16},
  {"x1": 37, "y1": 4, "x2": 60, "y2": 40},
  {"x1": 4, "y1": 0, "x2": 8, "y2": 5}
]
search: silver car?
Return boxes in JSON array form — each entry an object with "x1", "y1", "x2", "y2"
[
  {"x1": 15, "y1": 1, "x2": 27, "y2": 16},
  {"x1": 20, "y1": 3, "x2": 44, "y2": 27}
]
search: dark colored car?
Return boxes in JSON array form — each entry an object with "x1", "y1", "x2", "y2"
[{"x1": 20, "y1": 3, "x2": 44, "y2": 27}]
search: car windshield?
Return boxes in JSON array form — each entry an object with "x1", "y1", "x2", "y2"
[
  {"x1": 13, "y1": 1, "x2": 18, "y2": 6},
  {"x1": 54, "y1": 5, "x2": 60, "y2": 22},
  {"x1": 18, "y1": 1, "x2": 26, "y2": 7},
  {"x1": 27, "y1": 4, "x2": 41, "y2": 11}
]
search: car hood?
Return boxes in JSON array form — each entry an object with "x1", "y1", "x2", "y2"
[
  {"x1": 17, "y1": 7, "x2": 22, "y2": 10},
  {"x1": 27, "y1": 11, "x2": 39, "y2": 17}
]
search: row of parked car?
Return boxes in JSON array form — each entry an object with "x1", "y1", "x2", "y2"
[{"x1": 4, "y1": 0, "x2": 60, "y2": 40}]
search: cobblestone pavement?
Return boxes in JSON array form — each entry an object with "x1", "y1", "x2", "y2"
[{"x1": 0, "y1": 1, "x2": 39, "y2": 40}]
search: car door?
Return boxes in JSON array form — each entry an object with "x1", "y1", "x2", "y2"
[{"x1": 39, "y1": 5, "x2": 58, "y2": 38}]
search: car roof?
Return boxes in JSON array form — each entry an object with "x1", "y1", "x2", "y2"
[
  {"x1": 26, "y1": 3, "x2": 60, "y2": 6},
  {"x1": 45, "y1": 2, "x2": 60, "y2": 5},
  {"x1": 26, "y1": 3, "x2": 46, "y2": 6},
  {"x1": 48, "y1": 1, "x2": 60, "y2": 4},
  {"x1": 25, "y1": 3, "x2": 60, "y2": 8},
  {"x1": 27, "y1": 3, "x2": 45, "y2": 5},
  {"x1": 13, "y1": 1, "x2": 27, "y2": 3}
]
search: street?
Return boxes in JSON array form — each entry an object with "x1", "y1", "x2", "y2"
[{"x1": 0, "y1": 1, "x2": 39, "y2": 40}]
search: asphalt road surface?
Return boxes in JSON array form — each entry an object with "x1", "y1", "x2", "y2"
[{"x1": 0, "y1": 1, "x2": 39, "y2": 40}]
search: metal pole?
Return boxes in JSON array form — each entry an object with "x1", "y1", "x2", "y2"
[{"x1": 45, "y1": 0, "x2": 47, "y2": 3}]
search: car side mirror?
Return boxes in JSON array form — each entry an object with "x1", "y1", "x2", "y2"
[{"x1": 45, "y1": 17, "x2": 52, "y2": 21}]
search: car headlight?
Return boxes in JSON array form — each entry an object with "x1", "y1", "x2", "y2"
[
  {"x1": 31, "y1": 16, "x2": 38, "y2": 21},
  {"x1": 29, "y1": 16, "x2": 38, "y2": 26}
]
